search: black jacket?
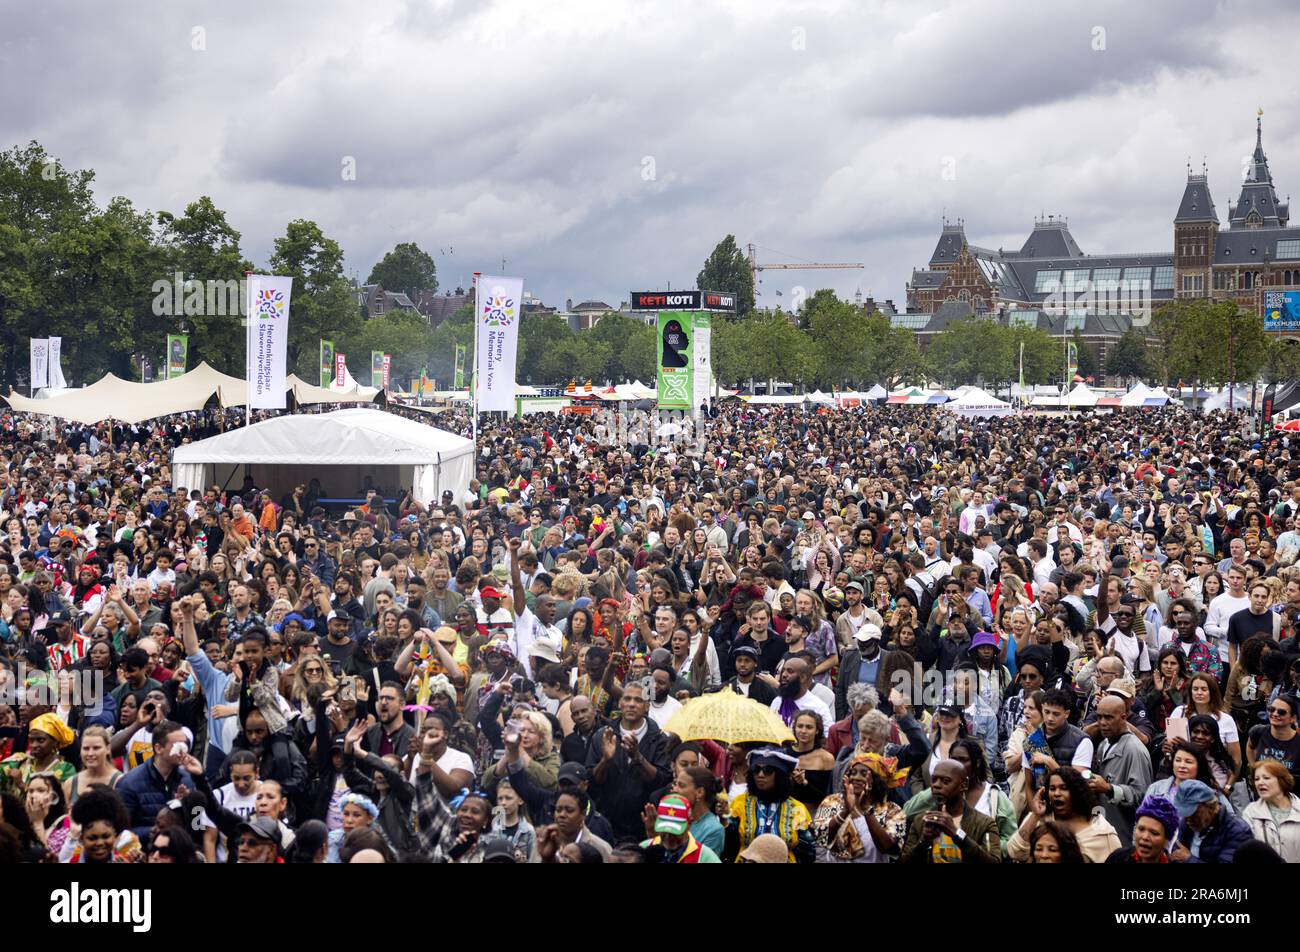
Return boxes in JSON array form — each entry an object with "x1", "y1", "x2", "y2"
[
  {"x1": 584, "y1": 717, "x2": 673, "y2": 841},
  {"x1": 221, "y1": 730, "x2": 309, "y2": 815}
]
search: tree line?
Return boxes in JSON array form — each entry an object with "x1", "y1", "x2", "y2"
[{"x1": 2, "y1": 144, "x2": 1295, "y2": 395}]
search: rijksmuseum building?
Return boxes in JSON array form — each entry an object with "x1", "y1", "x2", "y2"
[{"x1": 898, "y1": 117, "x2": 1300, "y2": 368}]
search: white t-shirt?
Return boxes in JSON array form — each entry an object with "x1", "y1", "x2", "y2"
[
  {"x1": 512, "y1": 605, "x2": 564, "y2": 678},
  {"x1": 770, "y1": 692, "x2": 832, "y2": 735},
  {"x1": 1169, "y1": 706, "x2": 1240, "y2": 746},
  {"x1": 407, "y1": 745, "x2": 476, "y2": 784},
  {"x1": 1205, "y1": 593, "x2": 1250, "y2": 661},
  {"x1": 212, "y1": 782, "x2": 258, "y2": 862},
  {"x1": 648, "y1": 694, "x2": 682, "y2": 729}
]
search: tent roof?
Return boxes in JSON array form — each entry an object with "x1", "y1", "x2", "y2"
[
  {"x1": 172, "y1": 408, "x2": 473, "y2": 466},
  {"x1": 286, "y1": 374, "x2": 378, "y2": 405},
  {"x1": 948, "y1": 386, "x2": 1009, "y2": 407},
  {"x1": 4, "y1": 362, "x2": 247, "y2": 424}
]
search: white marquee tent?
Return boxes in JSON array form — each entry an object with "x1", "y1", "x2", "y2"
[
  {"x1": 1030, "y1": 382, "x2": 1100, "y2": 408},
  {"x1": 172, "y1": 407, "x2": 473, "y2": 505},
  {"x1": 286, "y1": 374, "x2": 379, "y2": 405},
  {"x1": 1119, "y1": 383, "x2": 1170, "y2": 408},
  {"x1": 947, "y1": 386, "x2": 1014, "y2": 418},
  {"x1": 4, "y1": 362, "x2": 247, "y2": 424}
]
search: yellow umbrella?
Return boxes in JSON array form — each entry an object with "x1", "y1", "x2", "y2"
[{"x1": 663, "y1": 690, "x2": 794, "y2": 745}]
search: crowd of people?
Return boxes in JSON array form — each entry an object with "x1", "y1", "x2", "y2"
[{"x1": 2, "y1": 398, "x2": 1299, "y2": 865}]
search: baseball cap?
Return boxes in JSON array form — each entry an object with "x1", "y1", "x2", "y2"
[
  {"x1": 845, "y1": 581, "x2": 865, "y2": 594},
  {"x1": 479, "y1": 586, "x2": 505, "y2": 600},
  {"x1": 1108, "y1": 677, "x2": 1137, "y2": 699},
  {"x1": 528, "y1": 638, "x2": 561, "y2": 663},
  {"x1": 730, "y1": 644, "x2": 759, "y2": 660},
  {"x1": 654, "y1": 794, "x2": 691, "y2": 836},
  {"x1": 557, "y1": 762, "x2": 588, "y2": 785},
  {"x1": 854, "y1": 623, "x2": 883, "y2": 643},
  {"x1": 236, "y1": 815, "x2": 282, "y2": 847},
  {"x1": 433, "y1": 626, "x2": 459, "y2": 645},
  {"x1": 481, "y1": 838, "x2": 517, "y2": 863}
]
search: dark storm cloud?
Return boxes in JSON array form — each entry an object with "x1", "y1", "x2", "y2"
[{"x1": 1, "y1": 0, "x2": 1297, "y2": 310}]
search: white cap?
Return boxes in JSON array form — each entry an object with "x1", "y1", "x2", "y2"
[
  {"x1": 529, "y1": 637, "x2": 561, "y2": 662},
  {"x1": 855, "y1": 623, "x2": 883, "y2": 643}
]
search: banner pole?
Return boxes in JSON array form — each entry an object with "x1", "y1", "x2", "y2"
[
  {"x1": 245, "y1": 270, "x2": 253, "y2": 428},
  {"x1": 472, "y1": 272, "x2": 481, "y2": 446}
]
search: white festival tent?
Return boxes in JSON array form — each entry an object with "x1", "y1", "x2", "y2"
[
  {"x1": 1030, "y1": 382, "x2": 1100, "y2": 408},
  {"x1": 172, "y1": 407, "x2": 473, "y2": 506},
  {"x1": 286, "y1": 374, "x2": 379, "y2": 405},
  {"x1": 1119, "y1": 383, "x2": 1170, "y2": 408},
  {"x1": 947, "y1": 386, "x2": 1014, "y2": 418},
  {"x1": 3, "y1": 362, "x2": 247, "y2": 424}
]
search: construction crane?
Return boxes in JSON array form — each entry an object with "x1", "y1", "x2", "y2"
[{"x1": 746, "y1": 242, "x2": 864, "y2": 292}]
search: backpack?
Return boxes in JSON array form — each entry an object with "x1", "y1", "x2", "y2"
[{"x1": 907, "y1": 572, "x2": 936, "y2": 627}]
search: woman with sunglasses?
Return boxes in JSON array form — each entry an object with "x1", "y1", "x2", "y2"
[
  {"x1": 1246, "y1": 693, "x2": 1300, "y2": 778},
  {"x1": 724, "y1": 748, "x2": 812, "y2": 863}
]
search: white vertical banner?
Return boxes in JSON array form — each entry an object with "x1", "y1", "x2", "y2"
[
  {"x1": 474, "y1": 274, "x2": 523, "y2": 412},
  {"x1": 692, "y1": 313, "x2": 712, "y2": 415},
  {"x1": 246, "y1": 274, "x2": 292, "y2": 409},
  {"x1": 29, "y1": 338, "x2": 49, "y2": 392},
  {"x1": 48, "y1": 337, "x2": 67, "y2": 389}
]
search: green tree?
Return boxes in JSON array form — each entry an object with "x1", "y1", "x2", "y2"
[
  {"x1": 342, "y1": 308, "x2": 434, "y2": 387},
  {"x1": 926, "y1": 319, "x2": 1060, "y2": 389},
  {"x1": 267, "y1": 219, "x2": 362, "y2": 379},
  {"x1": 154, "y1": 196, "x2": 253, "y2": 375},
  {"x1": 1152, "y1": 298, "x2": 1267, "y2": 394},
  {"x1": 806, "y1": 295, "x2": 874, "y2": 387},
  {"x1": 620, "y1": 323, "x2": 657, "y2": 382},
  {"x1": 0, "y1": 142, "x2": 161, "y2": 388},
  {"x1": 428, "y1": 303, "x2": 472, "y2": 386},
  {"x1": 1264, "y1": 338, "x2": 1300, "y2": 384},
  {"x1": 366, "y1": 242, "x2": 437, "y2": 302},
  {"x1": 697, "y1": 235, "x2": 755, "y2": 316},
  {"x1": 1105, "y1": 327, "x2": 1150, "y2": 383},
  {"x1": 540, "y1": 336, "x2": 612, "y2": 384},
  {"x1": 517, "y1": 313, "x2": 572, "y2": 383},
  {"x1": 926, "y1": 318, "x2": 1008, "y2": 387}
]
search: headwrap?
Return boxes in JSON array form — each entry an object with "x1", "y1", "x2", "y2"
[
  {"x1": 425, "y1": 673, "x2": 456, "y2": 700},
  {"x1": 1135, "y1": 794, "x2": 1181, "y2": 838},
  {"x1": 275, "y1": 612, "x2": 314, "y2": 633},
  {"x1": 480, "y1": 641, "x2": 516, "y2": 660},
  {"x1": 852, "y1": 751, "x2": 909, "y2": 790},
  {"x1": 339, "y1": 792, "x2": 379, "y2": 820},
  {"x1": 29, "y1": 713, "x2": 76, "y2": 749}
]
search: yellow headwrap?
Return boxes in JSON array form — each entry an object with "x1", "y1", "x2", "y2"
[
  {"x1": 29, "y1": 713, "x2": 76, "y2": 749},
  {"x1": 851, "y1": 751, "x2": 909, "y2": 790}
]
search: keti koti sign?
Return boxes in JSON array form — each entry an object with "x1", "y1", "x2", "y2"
[{"x1": 631, "y1": 290, "x2": 736, "y2": 312}]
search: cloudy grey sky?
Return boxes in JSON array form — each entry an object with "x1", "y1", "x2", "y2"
[{"x1": 3, "y1": 0, "x2": 1297, "y2": 310}]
